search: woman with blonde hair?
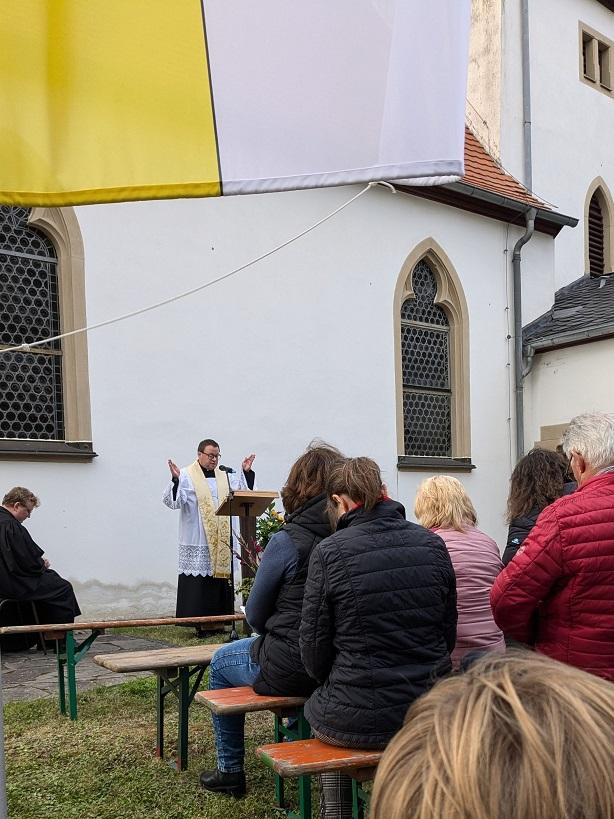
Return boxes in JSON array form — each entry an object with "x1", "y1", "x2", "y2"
[
  {"x1": 370, "y1": 651, "x2": 614, "y2": 819},
  {"x1": 415, "y1": 475, "x2": 504, "y2": 668}
]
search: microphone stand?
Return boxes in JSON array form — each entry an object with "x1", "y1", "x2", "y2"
[{"x1": 220, "y1": 466, "x2": 239, "y2": 642}]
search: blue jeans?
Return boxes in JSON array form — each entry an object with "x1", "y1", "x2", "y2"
[{"x1": 208, "y1": 637, "x2": 260, "y2": 773}]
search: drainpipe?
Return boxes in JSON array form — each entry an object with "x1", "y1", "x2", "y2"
[
  {"x1": 513, "y1": 207, "x2": 537, "y2": 462},
  {"x1": 521, "y1": 0, "x2": 533, "y2": 190}
]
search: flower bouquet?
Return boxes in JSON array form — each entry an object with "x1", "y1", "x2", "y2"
[{"x1": 235, "y1": 503, "x2": 285, "y2": 600}]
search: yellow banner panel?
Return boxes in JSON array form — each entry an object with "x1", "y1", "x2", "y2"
[{"x1": 0, "y1": 0, "x2": 220, "y2": 205}]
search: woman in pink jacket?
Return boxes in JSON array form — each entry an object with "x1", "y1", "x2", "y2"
[{"x1": 415, "y1": 476, "x2": 504, "y2": 669}]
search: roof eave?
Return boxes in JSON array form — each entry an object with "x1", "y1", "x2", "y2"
[
  {"x1": 524, "y1": 322, "x2": 614, "y2": 354},
  {"x1": 444, "y1": 181, "x2": 579, "y2": 231},
  {"x1": 397, "y1": 181, "x2": 578, "y2": 236}
]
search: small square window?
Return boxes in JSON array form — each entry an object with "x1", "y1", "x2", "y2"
[{"x1": 580, "y1": 23, "x2": 614, "y2": 98}]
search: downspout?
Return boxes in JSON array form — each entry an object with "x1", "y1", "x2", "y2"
[
  {"x1": 521, "y1": 0, "x2": 533, "y2": 190},
  {"x1": 513, "y1": 207, "x2": 537, "y2": 462}
]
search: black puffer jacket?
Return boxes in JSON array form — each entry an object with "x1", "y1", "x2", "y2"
[
  {"x1": 299, "y1": 499, "x2": 457, "y2": 748},
  {"x1": 250, "y1": 494, "x2": 330, "y2": 696},
  {"x1": 503, "y1": 482, "x2": 577, "y2": 566},
  {"x1": 503, "y1": 509, "x2": 539, "y2": 566}
]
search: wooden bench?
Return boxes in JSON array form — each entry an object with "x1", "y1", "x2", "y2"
[
  {"x1": 195, "y1": 685, "x2": 307, "y2": 715},
  {"x1": 0, "y1": 614, "x2": 245, "y2": 722},
  {"x1": 257, "y1": 739, "x2": 383, "y2": 819},
  {"x1": 94, "y1": 643, "x2": 224, "y2": 771},
  {"x1": 196, "y1": 686, "x2": 310, "y2": 818}
]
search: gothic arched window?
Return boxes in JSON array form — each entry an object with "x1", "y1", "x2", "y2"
[
  {"x1": 0, "y1": 206, "x2": 93, "y2": 458},
  {"x1": 401, "y1": 260, "x2": 452, "y2": 457},
  {"x1": 394, "y1": 240, "x2": 472, "y2": 469},
  {"x1": 585, "y1": 180, "x2": 613, "y2": 277},
  {"x1": 0, "y1": 207, "x2": 64, "y2": 439},
  {"x1": 588, "y1": 191, "x2": 605, "y2": 276}
]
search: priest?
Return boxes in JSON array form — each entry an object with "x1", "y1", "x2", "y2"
[
  {"x1": 0, "y1": 487, "x2": 81, "y2": 649},
  {"x1": 163, "y1": 438, "x2": 255, "y2": 636}
]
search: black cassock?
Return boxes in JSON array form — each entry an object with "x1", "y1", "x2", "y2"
[{"x1": 0, "y1": 506, "x2": 80, "y2": 649}]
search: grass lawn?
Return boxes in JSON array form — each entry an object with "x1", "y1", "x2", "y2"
[{"x1": 4, "y1": 626, "x2": 302, "y2": 819}]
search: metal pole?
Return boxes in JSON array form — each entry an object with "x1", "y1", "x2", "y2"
[
  {"x1": 521, "y1": 0, "x2": 533, "y2": 191},
  {"x1": 0, "y1": 646, "x2": 9, "y2": 819},
  {"x1": 512, "y1": 207, "x2": 537, "y2": 462}
]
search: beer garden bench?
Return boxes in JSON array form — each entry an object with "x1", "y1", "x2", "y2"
[
  {"x1": 256, "y1": 738, "x2": 383, "y2": 819},
  {"x1": 93, "y1": 642, "x2": 226, "y2": 771},
  {"x1": 196, "y1": 685, "x2": 310, "y2": 818},
  {"x1": 0, "y1": 614, "x2": 244, "y2": 723}
]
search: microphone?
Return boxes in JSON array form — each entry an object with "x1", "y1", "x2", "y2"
[{"x1": 219, "y1": 464, "x2": 235, "y2": 474}]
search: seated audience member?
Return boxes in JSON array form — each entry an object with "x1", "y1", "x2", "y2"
[
  {"x1": 0, "y1": 487, "x2": 80, "y2": 649},
  {"x1": 370, "y1": 652, "x2": 614, "y2": 819},
  {"x1": 491, "y1": 412, "x2": 614, "y2": 681},
  {"x1": 199, "y1": 442, "x2": 345, "y2": 798},
  {"x1": 414, "y1": 475, "x2": 504, "y2": 669},
  {"x1": 300, "y1": 458, "x2": 457, "y2": 818},
  {"x1": 503, "y1": 447, "x2": 575, "y2": 566}
]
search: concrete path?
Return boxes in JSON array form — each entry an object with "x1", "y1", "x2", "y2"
[{"x1": 1, "y1": 631, "x2": 171, "y2": 703}]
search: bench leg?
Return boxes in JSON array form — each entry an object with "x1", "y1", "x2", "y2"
[
  {"x1": 155, "y1": 674, "x2": 165, "y2": 760},
  {"x1": 176, "y1": 667, "x2": 190, "y2": 771},
  {"x1": 298, "y1": 770, "x2": 312, "y2": 819},
  {"x1": 273, "y1": 710, "x2": 312, "y2": 819},
  {"x1": 296, "y1": 710, "x2": 312, "y2": 819},
  {"x1": 351, "y1": 778, "x2": 369, "y2": 819},
  {"x1": 274, "y1": 715, "x2": 285, "y2": 809},
  {"x1": 29, "y1": 602, "x2": 47, "y2": 656},
  {"x1": 56, "y1": 643, "x2": 66, "y2": 716},
  {"x1": 65, "y1": 631, "x2": 78, "y2": 720}
]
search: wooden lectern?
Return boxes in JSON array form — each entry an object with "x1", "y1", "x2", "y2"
[
  {"x1": 216, "y1": 490, "x2": 278, "y2": 520},
  {"x1": 216, "y1": 490, "x2": 278, "y2": 639}
]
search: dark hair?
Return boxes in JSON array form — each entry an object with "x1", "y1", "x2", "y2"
[
  {"x1": 327, "y1": 457, "x2": 384, "y2": 512},
  {"x1": 197, "y1": 438, "x2": 219, "y2": 452},
  {"x1": 281, "y1": 441, "x2": 345, "y2": 514},
  {"x1": 507, "y1": 448, "x2": 569, "y2": 521},
  {"x1": 2, "y1": 487, "x2": 39, "y2": 508}
]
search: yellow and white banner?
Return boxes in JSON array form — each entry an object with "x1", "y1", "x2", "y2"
[{"x1": 0, "y1": 0, "x2": 471, "y2": 206}]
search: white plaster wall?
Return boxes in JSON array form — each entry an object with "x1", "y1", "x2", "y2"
[
  {"x1": 524, "y1": 337, "x2": 614, "y2": 448},
  {"x1": 517, "y1": 230, "x2": 558, "y2": 325},
  {"x1": 528, "y1": 0, "x2": 614, "y2": 287},
  {"x1": 0, "y1": 188, "x2": 555, "y2": 615}
]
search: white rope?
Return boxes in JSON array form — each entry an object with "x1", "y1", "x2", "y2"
[{"x1": 0, "y1": 181, "x2": 393, "y2": 355}]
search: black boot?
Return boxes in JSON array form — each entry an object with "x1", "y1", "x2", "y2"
[{"x1": 199, "y1": 768, "x2": 246, "y2": 798}]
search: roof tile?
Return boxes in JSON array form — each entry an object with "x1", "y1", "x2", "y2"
[
  {"x1": 461, "y1": 128, "x2": 548, "y2": 209},
  {"x1": 523, "y1": 274, "x2": 614, "y2": 349}
]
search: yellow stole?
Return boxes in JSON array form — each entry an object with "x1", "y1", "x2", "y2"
[{"x1": 186, "y1": 461, "x2": 231, "y2": 579}]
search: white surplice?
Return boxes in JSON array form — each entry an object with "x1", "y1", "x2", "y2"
[{"x1": 162, "y1": 467, "x2": 249, "y2": 577}]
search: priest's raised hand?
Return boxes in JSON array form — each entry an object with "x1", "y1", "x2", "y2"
[
  {"x1": 168, "y1": 459, "x2": 181, "y2": 480},
  {"x1": 242, "y1": 454, "x2": 256, "y2": 473}
]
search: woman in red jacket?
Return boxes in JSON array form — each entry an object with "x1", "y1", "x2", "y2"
[{"x1": 491, "y1": 412, "x2": 614, "y2": 681}]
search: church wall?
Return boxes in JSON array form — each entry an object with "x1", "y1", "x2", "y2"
[
  {"x1": 520, "y1": 0, "x2": 614, "y2": 287},
  {"x1": 0, "y1": 187, "x2": 555, "y2": 616},
  {"x1": 524, "y1": 337, "x2": 614, "y2": 450},
  {"x1": 467, "y1": 0, "x2": 503, "y2": 159}
]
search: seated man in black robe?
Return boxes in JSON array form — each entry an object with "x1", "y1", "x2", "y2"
[{"x1": 0, "y1": 487, "x2": 80, "y2": 649}]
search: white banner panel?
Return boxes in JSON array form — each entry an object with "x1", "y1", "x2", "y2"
[{"x1": 205, "y1": 0, "x2": 471, "y2": 193}]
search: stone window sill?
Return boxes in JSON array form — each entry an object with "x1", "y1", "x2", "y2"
[
  {"x1": 397, "y1": 456, "x2": 475, "y2": 471},
  {"x1": 0, "y1": 440, "x2": 97, "y2": 461}
]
